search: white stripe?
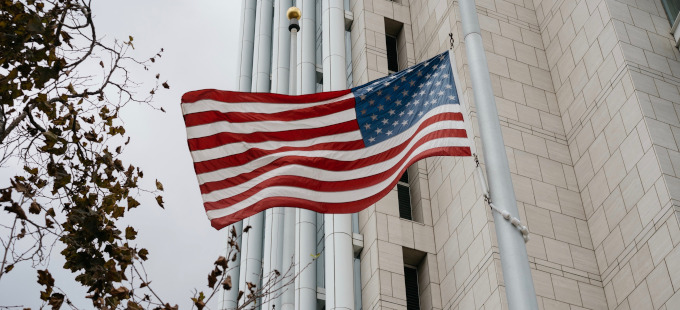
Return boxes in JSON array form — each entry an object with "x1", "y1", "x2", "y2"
[
  {"x1": 191, "y1": 130, "x2": 361, "y2": 163},
  {"x1": 205, "y1": 136, "x2": 463, "y2": 219},
  {"x1": 191, "y1": 130, "x2": 363, "y2": 163},
  {"x1": 182, "y1": 93, "x2": 355, "y2": 115},
  {"x1": 186, "y1": 108, "x2": 356, "y2": 139},
  {"x1": 200, "y1": 134, "x2": 469, "y2": 202},
  {"x1": 195, "y1": 104, "x2": 463, "y2": 183}
]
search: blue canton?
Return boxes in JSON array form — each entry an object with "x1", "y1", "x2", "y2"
[{"x1": 351, "y1": 51, "x2": 460, "y2": 147}]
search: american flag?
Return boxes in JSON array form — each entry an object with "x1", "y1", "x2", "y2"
[{"x1": 182, "y1": 51, "x2": 471, "y2": 229}]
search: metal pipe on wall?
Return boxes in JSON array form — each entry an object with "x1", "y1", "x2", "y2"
[
  {"x1": 322, "y1": 1, "x2": 354, "y2": 309},
  {"x1": 458, "y1": 0, "x2": 539, "y2": 309}
]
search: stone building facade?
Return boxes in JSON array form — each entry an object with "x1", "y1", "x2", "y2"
[
  {"x1": 348, "y1": 0, "x2": 680, "y2": 309},
  {"x1": 225, "y1": 0, "x2": 680, "y2": 309}
]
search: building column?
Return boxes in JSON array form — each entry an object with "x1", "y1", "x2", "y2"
[
  {"x1": 220, "y1": 1, "x2": 256, "y2": 309},
  {"x1": 261, "y1": 2, "x2": 291, "y2": 309},
  {"x1": 239, "y1": 0, "x2": 273, "y2": 308},
  {"x1": 322, "y1": 1, "x2": 354, "y2": 309}
]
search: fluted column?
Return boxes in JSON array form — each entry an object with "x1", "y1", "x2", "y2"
[{"x1": 322, "y1": 1, "x2": 354, "y2": 309}]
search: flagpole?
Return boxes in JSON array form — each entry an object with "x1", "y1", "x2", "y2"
[{"x1": 457, "y1": 0, "x2": 539, "y2": 309}]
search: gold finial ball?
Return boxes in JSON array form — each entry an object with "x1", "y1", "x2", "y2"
[{"x1": 287, "y1": 7, "x2": 301, "y2": 20}]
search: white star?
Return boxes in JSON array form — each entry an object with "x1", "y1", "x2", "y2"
[
  {"x1": 426, "y1": 74, "x2": 431, "y2": 79},
  {"x1": 393, "y1": 85, "x2": 399, "y2": 91},
  {"x1": 438, "y1": 91, "x2": 445, "y2": 95},
  {"x1": 377, "y1": 90, "x2": 382, "y2": 96},
  {"x1": 371, "y1": 114, "x2": 378, "y2": 120},
  {"x1": 409, "y1": 81, "x2": 416, "y2": 86},
  {"x1": 388, "y1": 109, "x2": 395, "y2": 115},
  {"x1": 393, "y1": 121, "x2": 399, "y2": 126},
  {"x1": 431, "y1": 99, "x2": 437, "y2": 104},
  {"x1": 402, "y1": 120, "x2": 408, "y2": 125},
  {"x1": 419, "y1": 90, "x2": 426, "y2": 96},
  {"x1": 448, "y1": 95, "x2": 457, "y2": 100},
  {"x1": 395, "y1": 100, "x2": 402, "y2": 106},
  {"x1": 426, "y1": 81, "x2": 433, "y2": 86},
  {"x1": 432, "y1": 65, "x2": 438, "y2": 69},
  {"x1": 445, "y1": 84, "x2": 452, "y2": 89},
  {"x1": 418, "y1": 84, "x2": 424, "y2": 89},
  {"x1": 369, "y1": 137, "x2": 376, "y2": 143},
  {"x1": 384, "y1": 82, "x2": 390, "y2": 86},
  {"x1": 382, "y1": 119, "x2": 389, "y2": 125},
  {"x1": 375, "y1": 128, "x2": 382, "y2": 134},
  {"x1": 367, "y1": 87, "x2": 373, "y2": 91},
  {"x1": 369, "y1": 100, "x2": 375, "y2": 105},
  {"x1": 401, "y1": 76, "x2": 407, "y2": 82},
  {"x1": 417, "y1": 71, "x2": 423, "y2": 76},
  {"x1": 429, "y1": 91, "x2": 435, "y2": 96},
  {"x1": 361, "y1": 109, "x2": 367, "y2": 115},
  {"x1": 378, "y1": 105, "x2": 385, "y2": 111},
  {"x1": 402, "y1": 90, "x2": 409, "y2": 96},
  {"x1": 433, "y1": 73, "x2": 439, "y2": 77},
  {"x1": 399, "y1": 111, "x2": 405, "y2": 117},
  {"x1": 439, "y1": 54, "x2": 446, "y2": 61},
  {"x1": 414, "y1": 100, "x2": 420, "y2": 105},
  {"x1": 435, "y1": 81, "x2": 442, "y2": 86},
  {"x1": 386, "y1": 130, "x2": 393, "y2": 136},
  {"x1": 360, "y1": 95, "x2": 366, "y2": 100},
  {"x1": 385, "y1": 95, "x2": 391, "y2": 101},
  {"x1": 408, "y1": 110, "x2": 414, "y2": 115},
  {"x1": 418, "y1": 111, "x2": 424, "y2": 117},
  {"x1": 442, "y1": 74, "x2": 449, "y2": 78},
  {"x1": 364, "y1": 123, "x2": 371, "y2": 129}
]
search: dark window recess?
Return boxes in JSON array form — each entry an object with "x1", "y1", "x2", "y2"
[
  {"x1": 404, "y1": 266, "x2": 420, "y2": 310},
  {"x1": 398, "y1": 171, "x2": 412, "y2": 220},
  {"x1": 386, "y1": 35, "x2": 399, "y2": 73},
  {"x1": 661, "y1": 0, "x2": 680, "y2": 25}
]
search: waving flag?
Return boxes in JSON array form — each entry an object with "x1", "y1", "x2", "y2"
[{"x1": 182, "y1": 51, "x2": 471, "y2": 229}]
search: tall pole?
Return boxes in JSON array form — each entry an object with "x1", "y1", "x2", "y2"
[
  {"x1": 294, "y1": 1, "x2": 319, "y2": 309},
  {"x1": 458, "y1": 1, "x2": 539, "y2": 309},
  {"x1": 280, "y1": 8, "x2": 300, "y2": 310},
  {"x1": 322, "y1": 1, "x2": 354, "y2": 309}
]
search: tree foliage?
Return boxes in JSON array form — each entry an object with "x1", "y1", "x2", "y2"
[{"x1": 0, "y1": 1, "x2": 303, "y2": 309}]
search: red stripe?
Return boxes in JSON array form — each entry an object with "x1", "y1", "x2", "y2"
[
  {"x1": 199, "y1": 128, "x2": 467, "y2": 195},
  {"x1": 194, "y1": 112, "x2": 464, "y2": 175},
  {"x1": 188, "y1": 120, "x2": 360, "y2": 151},
  {"x1": 194, "y1": 140, "x2": 366, "y2": 174},
  {"x1": 182, "y1": 89, "x2": 352, "y2": 104},
  {"x1": 201, "y1": 132, "x2": 468, "y2": 210},
  {"x1": 208, "y1": 146, "x2": 472, "y2": 229},
  {"x1": 184, "y1": 98, "x2": 356, "y2": 126}
]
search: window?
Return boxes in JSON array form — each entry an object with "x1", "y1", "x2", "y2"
[
  {"x1": 384, "y1": 18, "x2": 406, "y2": 74},
  {"x1": 661, "y1": 0, "x2": 680, "y2": 25},
  {"x1": 404, "y1": 266, "x2": 421, "y2": 310},
  {"x1": 386, "y1": 35, "x2": 399, "y2": 73},
  {"x1": 398, "y1": 170, "x2": 412, "y2": 220}
]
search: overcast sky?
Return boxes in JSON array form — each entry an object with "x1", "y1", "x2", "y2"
[{"x1": 0, "y1": 1, "x2": 243, "y2": 308}]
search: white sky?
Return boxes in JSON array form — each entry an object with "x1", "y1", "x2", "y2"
[{"x1": 0, "y1": 1, "x2": 243, "y2": 308}]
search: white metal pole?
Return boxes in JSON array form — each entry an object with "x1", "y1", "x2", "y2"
[
  {"x1": 280, "y1": 7, "x2": 300, "y2": 310},
  {"x1": 294, "y1": 2, "x2": 319, "y2": 309},
  {"x1": 322, "y1": 1, "x2": 354, "y2": 309},
  {"x1": 458, "y1": 1, "x2": 539, "y2": 309}
]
